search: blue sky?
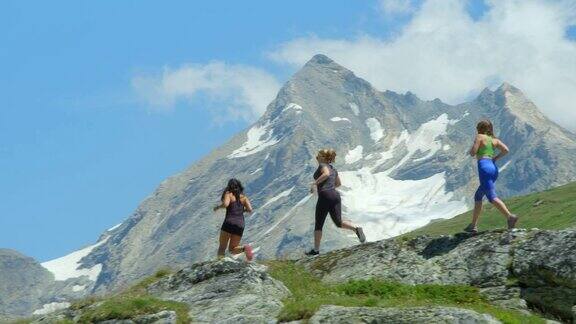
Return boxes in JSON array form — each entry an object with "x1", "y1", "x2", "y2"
[{"x1": 1, "y1": 0, "x2": 575, "y2": 261}]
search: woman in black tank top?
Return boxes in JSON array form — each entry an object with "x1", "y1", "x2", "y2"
[
  {"x1": 305, "y1": 149, "x2": 366, "y2": 256},
  {"x1": 213, "y1": 178, "x2": 254, "y2": 261}
]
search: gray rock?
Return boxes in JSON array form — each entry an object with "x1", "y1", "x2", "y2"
[
  {"x1": 301, "y1": 229, "x2": 576, "y2": 322},
  {"x1": 96, "y1": 310, "x2": 177, "y2": 324},
  {"x1": 479, "y1": 287, "x2": 528, "y2": 312},
  {"x1": 308, "y1": 305, "x2": 501, "y2": 323},
  {"x1": 147, "y1": 258, "x2": 289, "y2": 323},
  {"x1": 133, "y1": 310, "x2": 177, "y2": 324},
  {"x1": 299, "y1": 230, "x2": 526, "y2": 287},
  {"x1": 513, "y1": 230, "x2": 576, "y2": 289},
  {"x1": 0, "y1": 249, "x2": 54, "y2": 317}
]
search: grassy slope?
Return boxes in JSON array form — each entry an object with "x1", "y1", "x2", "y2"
[
  {"x1": 406, "y1": 181, "x2": 576, "y2": 238},
  {"x1": 14, "y1": 269, "x2": 190, "y2": 324},
  {"x1": 266, "y1": 261, "x2": 545, "y2": 324}
]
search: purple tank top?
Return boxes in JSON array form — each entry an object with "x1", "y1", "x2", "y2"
[
  {"x1": 224, "y1": 198, "x2": 245, "y2": 227},
  {"x1": 314, "y1": 163, "x2": 338, "y2": 192}
]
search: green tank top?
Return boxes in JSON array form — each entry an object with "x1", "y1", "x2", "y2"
[{"x1": 477, "y1": 136, "x2": 495, "y2": 158}]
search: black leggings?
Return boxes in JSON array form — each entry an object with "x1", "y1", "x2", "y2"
[{"x1": 315, "y1": 190, "x2": 342, "y2": 231}]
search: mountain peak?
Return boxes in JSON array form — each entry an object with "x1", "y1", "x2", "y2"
[
  {"x1": 496, "y1": 82, "x2": 523, "y2": 95},
  {"x1": 305, "y1": 53, "x2": 335, "y2": 66}
]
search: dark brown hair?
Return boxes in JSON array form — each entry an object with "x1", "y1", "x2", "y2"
[
  {"x1": 476, "y1": 120, "x2": 494, "y2": 137},
  {"x1": 222, "y1": 178, "x2": 244, "y2": 201}
]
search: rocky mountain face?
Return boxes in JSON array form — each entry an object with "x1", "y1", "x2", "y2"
[
  {"x1": 0, "y1": 249, "x2": 53, "y2": 319},
  {"x1": 4, "y1": 54, "x2": 576, "y2": 317},
  {"x1": 29, "y1": 228, "x2": 576, "y2": 323}
]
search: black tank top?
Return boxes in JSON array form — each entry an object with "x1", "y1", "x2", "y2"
[
  {"x1": 225, "y1": 197, "x2": 245, "y2": 227},
  {"x1": 314, "y1": 163, "x2": 338, "y2": 192}
]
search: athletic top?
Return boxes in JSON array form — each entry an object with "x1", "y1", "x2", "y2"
[
  {"x1": 224, "y1": 197, "x2": 245, "y2": 227},
  {"x1": 476, "y1": 136, "x2": 495, "y2": 158},
  {"x1": 314, "y1": 163, "x2": 338, "y2": 192}
]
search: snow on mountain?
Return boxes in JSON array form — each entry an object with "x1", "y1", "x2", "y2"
[
  {"x1": 32, "y1": 302, "x2": 71, "y2": 316},
  {"x1": 365, "y1": 118, "x2": 384, "y2": 142},
  {"x1": 228, "y1": 122, "x2": 280, "y2": 158},
  {"x1": 348, "y1": 102, "x2": 360, "y2": 116},
  {"x1": 345, "y1": 146, "x2": 364, "y2": 164},
  {"x1": 331, "y1": 117, "x2": 351, "y2": 122},
  {"x1": 41, "y1": 237, "x2": 108, "y2": 281}
]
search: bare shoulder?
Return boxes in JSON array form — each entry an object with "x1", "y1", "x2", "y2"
[{"x1": 493, "y1": 137, "x2": 505, "y2": 146}]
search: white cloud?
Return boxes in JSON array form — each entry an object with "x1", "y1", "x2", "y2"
[
  {"x1": 269, "y1": 0, "x2": 576, "y2": 131},
  {"x1": 132, "y1": 62, "x2": 280, "y2": 122}
]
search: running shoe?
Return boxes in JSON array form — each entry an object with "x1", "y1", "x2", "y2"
[
  {"x1": 463, "y1": 223, "x2": 478, "y2": 234},
  {"x1": 507, "y1": 215, "x2": 519, "y2": 230},
  {"x1": 355, "y1": 227, "x2": 366, "y2": 243},
  {"x1": 305, "y1": 249, "x2": 319, "y2": 256},
  {"x1": 244, "y1": 244, "x2": 254, "y2": 261}
]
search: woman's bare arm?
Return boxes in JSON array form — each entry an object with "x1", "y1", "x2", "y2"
[
  {"x1": 315, "y1": 166, "x2": 331, "y2": 185},
  {"x1": 311, "y1": 166, "x2": 331, "y2": 193},
  {"x1": 492, "y1": 138, "x2": 509, "y2": 162},
  {"x1": 335, "y1": 174, "x2": 342, "y2": 188},
  {"x1": 469, "y1": 134, "x2": 482, "y2": 157},
  {"x1": 242, "y1": 196, "x2": 253, "y2": 213},
  {"x1": 213, "y1": 192, "x2": 231, "y2": 211}
]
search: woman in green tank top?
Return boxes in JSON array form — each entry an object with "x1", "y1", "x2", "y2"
[{"x1": 464, "y1": 120, "x2": 519, "y2": 234}]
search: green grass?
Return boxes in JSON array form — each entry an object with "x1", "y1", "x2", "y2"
[
  {"x1": 266, "y1": 260, "x2": 545, "y2": 323},
  {"x1": 69, "y1": 269, "x2": 190, "y2": 324},
  {"x1": 406, "y1": 181, "x2": 576, "y2": 238},
  {"x1": 77, "y1": 295, "x2": 189, "y2": 324}
]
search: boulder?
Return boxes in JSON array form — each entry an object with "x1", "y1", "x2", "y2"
[
  {"x1": 308, "y1": 305, "x2": 500, "y2": 323},
  {"x1": 147, "y1": 258, "x2": 290, "y2": 323}
]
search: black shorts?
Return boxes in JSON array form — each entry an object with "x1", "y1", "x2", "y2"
[
  {"x1": 315, "y1": 190, "x2": 342, "y2": 231},
  {"x1": 221, "y1": 222, "x2": 244, "y2": 236}
]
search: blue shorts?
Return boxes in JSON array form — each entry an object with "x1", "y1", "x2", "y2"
[{"x1": 474, "y1": 158, "x2": 499, "y2": 203}]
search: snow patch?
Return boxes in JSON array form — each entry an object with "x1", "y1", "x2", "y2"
[
  {"x1": 336, "y1": 114, "x2": 466, "y2": 241},
  {"x1": 348, "y1": 103, "x2": 360, "y2": 116},
  {"x1": 33, "y1": 302, "x2": 71, "y2": 315},
  {"x1": 366, "y1": 118, "x2": 384, "y2": 142},
  {"x1": 228, "y1": 123, "x2": 279, "y2": 158},
  {"x1": 41, "y1": 237, "x2": 108, "y2": 282},
  {"x1": 107, "y1": 223, "x2": 122, "y2": 231},
  {"x1": 261, "y1": 187, "x2": 294, "y2": 209},
  {"x1": 443, "y1": 144, "x2": 451, "y2": 151},
  {"x1": 284, "y1": 103, "x2": 303, "y2": 112},
  {"x1": 340, "y1": 169, "x2": 467, "y2": 241},
  {"x1": 345, "y1": 145, "x2": 364, "y2": 164},
  {"x1": 380, "y1": 114, "x2": 457, "y2": 169},
  {"x1": 499, "y1": 160, "x2": 512, "y2": 172},
  {"x1": 330, "y1": 117, "x2": 351, "y2": 122},
  {"x1": 250, "y1": 167, "x2": 262, "y2": 175},
  {"x1": 72, "y1": 285, "x2": 86, "y2": 292}
]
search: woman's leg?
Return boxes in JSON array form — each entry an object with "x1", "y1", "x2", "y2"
[
  {"x1": 228, "y1": 234, "x2": 244, "y2": 254},
  {"x1": 471, "y1": 200, "x2": 483, "y2": 227},
  {"x1": 218, "y1": 231, "x2": 230, "y2": 258},
  {"x1": 313, "y1": 198, "x2": 329, "y2": 252},
  {"x1": 329, "y1": 193, "x2": 365, "y2": 242},
  {"x1": 314, "y1": 230, "x2": 322, "y2": 252},
  {"x1": 490, "y1": 198, "x2": 513, "y2": 218}
]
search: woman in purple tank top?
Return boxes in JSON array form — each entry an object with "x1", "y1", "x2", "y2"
[{"x1": 213, "y1": 179, "x2": 254, "y2": 261}]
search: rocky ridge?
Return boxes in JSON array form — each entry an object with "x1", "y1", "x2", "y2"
[{"x1": 27, "y1": 228, "x2": 576, "y2": 323}]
